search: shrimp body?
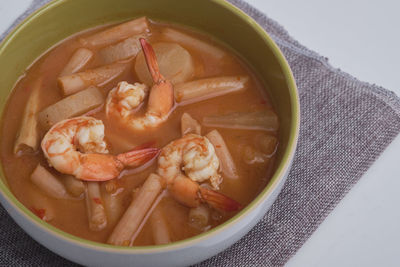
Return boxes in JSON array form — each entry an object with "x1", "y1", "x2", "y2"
[
  {"x1": 41, "y1": 117, "x2": 159, "y2": 181},
  {"x1": 157, "y1": 134, "x2": 241, "y2": 211},
  {"x1": 157, "y1": 134, "x2": 221, "y2": 189},
  {"x1": 106, "y1": 81, "x2": 149, "y2": 118},
  {"x1": 106, "y1": 39, "x2": 174, "y2": 130}
]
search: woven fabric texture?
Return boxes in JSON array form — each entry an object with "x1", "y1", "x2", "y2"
[{"x1": 1, "y1": 0, "x2": 400, "y2": 266}]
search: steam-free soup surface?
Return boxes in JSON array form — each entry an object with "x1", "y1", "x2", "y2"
[{"x1": 0, "y1": 18, "x2": 278, "y2": 245}]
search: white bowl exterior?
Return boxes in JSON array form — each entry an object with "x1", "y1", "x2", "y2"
[{"x1": 0, "y1": 155, "x2": 291, "y2": 267}]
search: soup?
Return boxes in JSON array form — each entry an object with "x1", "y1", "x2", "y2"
[{"x1": 0, "y1": 17, "x2": 279, "y2": 246}]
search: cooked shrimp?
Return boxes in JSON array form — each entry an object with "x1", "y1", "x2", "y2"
[
  {"x1": 41, "y1": 117, "x2": 159, "y2": 181},
  {"x1": 157, "y1": 134, "x2": 241, "y2": 211},
  {"x1": 108, "y1": 134, "x2": 240, "y2": 245},
  {"x1": 105, "y1": 38, "x2": 174, "y2": 130},
  {"x1": 158, "y1": 134, "x2": 221, "y2": 189},
  {"x1": 106, "y1": 81, "x2": 149, "y2": 118}
]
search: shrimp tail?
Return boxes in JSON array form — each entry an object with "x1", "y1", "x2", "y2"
[
  {"x1": 140, "y1": 38, "x2": 175, "y2": 119},
  {"x1": 199, "y1": 187, "x2": 242, "y2": 212},
  {"x1": 140, "y1": 38, "x2": 162, "y2": 83},
  {"x1": 117, "y1": 147, "x2": 160, "y2": 167},
  {"x1": 76, "y1": 148, "x2": 159, "y2": 182}
]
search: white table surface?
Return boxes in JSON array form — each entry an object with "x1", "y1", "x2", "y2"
[{"x1": 1, "y1": 1, "x2": 399, "y2": 266}]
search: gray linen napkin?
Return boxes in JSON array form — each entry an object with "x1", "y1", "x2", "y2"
[{"x1": 1, "y1": 0, "x2": 400, "y2": 266}]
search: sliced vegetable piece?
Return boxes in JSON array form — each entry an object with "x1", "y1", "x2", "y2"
[
  {"x1": 30, "y1": 164, "x2": 70, "y2": 199},
  {"x1": 161, "y1": 28, "x2": 225, "y2": 60},
  {"x1": 80, "y1": 17, "x2": 150, "y2": 48},
  {"x1": 255, "y1": 134, "x2": 278, "y2": 156},
  {"x1": 14, "y1": 78, "x2": 42, "y2": 154},
  {"x1": 85, "y1": 182, "x2": 107, "y2": 231},
  {"x1": 38, "y1": 86, "x2": 104, "y2": 130},
  {"x1": 108, "y1": 173, "x2": 163, "y2": 245},
  {"x1": 129, "y1": 190, "x2": 167, "y2": 246},
  {"x1": 150, "y1": 205, "x2": 171, "y2": 245},
  {"x1": 175, "y1": 76, "x2": 248, "y2": 105},
  {"x1": 203, "y1": 110, "x2": 279, "y2": 131},
  {"x1": 188, "y1": 204, "x2": 209, "y2": 230},
  {"x1": 206, "y1": 130, "x2": 238, "y2": 179},
  {"x1": 58, "y1": 62, "x2": 128, "y2": 95},
  {"x1": 103, "y1": 190, "x2": 124, "y2": 226},
  {"x1": 243, "y1": 145, "x2": 268, "y2": 165},
  {"x1": 181, "y1": 113, "x2": 201, "y2": 136},
  {"x1": 60, "y1": 48, "x2": 94, "y2": 76},
  {"x1": 99, "y1": 35, "x2": 147, "y2": 64},
  {"x1": 135, "y1": 42, "x2": 194, "y2": 86},
  {"x1": 63, "y1": 175, "x2": 85, "y2": 198}
]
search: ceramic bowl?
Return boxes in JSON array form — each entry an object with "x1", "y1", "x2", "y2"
[{"x1": 0, "y1": 0, "x2": 299, "y2": 266}]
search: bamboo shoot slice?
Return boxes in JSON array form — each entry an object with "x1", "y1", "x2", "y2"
[
  {"x1": 99, "y1": 35, "x2": 147, "y2": 64},
  {"x1": 206, "y1": 130, "x2": 238, "y2": 179},
  {"x1": 135, "y1": 42, "x2": 194, "y2": 86},
  {"x1": 38, "y1": 86, "x2": 104, "y2": 130},
  {"x1": 161, "y1": 28, "x2": 225, "y2": 60},
  {"x1": 181, "y1": 113, "x2": 201, "y2": 136},
  {"x1": 255, "y1": 134, "x2": 278, "y2": 156},
  {"x1": 63, "y1": 175, "x2": 85, "y2": 198},
  {"x1": 203, "y1": 110, "x2": 279, "y2": 131},
  {"x1": 60, "y1": 48, "x2": 93, "y2": 76},
  {"x1": 150, "y1": 205, "x2": 171, "y2": 245},
  {"x1": 58, "y1": 62, "x2": 128, "y2": 95},
  {"x1": 108, "y1": 173, "x2": 163, "y2": 245},
  {"x1": 30, "y1": 164, "x2": 70, "y2": 200},
  {"x1": 85, "y1": 182, "x2": 107, "y2": 231},
  {"x1": 80, "y1": 17, "x2": 150, "y2": 48},
  {"x1": 243, "y1": 145, "x2": 267, "y2": 165},
  {"x1": 175, "y1": 76, "x2": 248, "y2": 105},
  {"x1": 103, "y1": 190, "x2": 124, "y2": 226},
  {"x1": 188, "y1": 204, "x2": 209, "y2": 230},
  {"x1": 14, "y1": 78, "x2": 42, "y2": 154}
]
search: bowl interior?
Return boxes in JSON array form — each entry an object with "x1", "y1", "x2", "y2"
[{"x1": 0, "y1": 0, "x2": 298, "y2": 250}]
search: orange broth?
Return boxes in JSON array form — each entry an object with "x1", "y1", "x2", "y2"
[{"x1": 0, "y1": 20, "x2": 278, "y2": 245}]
